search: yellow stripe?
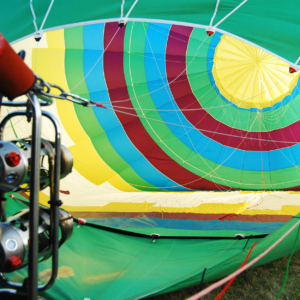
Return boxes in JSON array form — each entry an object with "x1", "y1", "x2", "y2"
[
  {"x1": 60, "y1": 202, "x2": 300, "y2": 216},
  {"x1": 33, "y1": 29, "x2": 138, "y2": 192}
]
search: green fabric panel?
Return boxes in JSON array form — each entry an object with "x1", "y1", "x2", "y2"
[
  {"x1": 4, "y1": 209, "x2": 300, "y2": 299},
  {"x1": 122, "y1": 22, "x2": 300, "y2": 190},
  {"x1": 2, "y1": 222, "x2": 256, "y2": 300},
  {"x1": 202, "y1": 215, "x2": 300, "y2": 286},
  {"x1": 45, "y1": 0, "x2": 120, "y2": 29},
  {"x1": 2, "y1": 199, "x2": 300, "y2": 299},
  {"x1": 2, "y1": 0, "x2": 300, "y2": 66},
  {"x1": 63, "y1": 28, "x2": 161, "y2": 191},
  {"x1": 0, "y1": 0, "x2": 36, "y2": 42},
  {"x1": 130, "y1": 0, "x2": 300, "y2": 63},
  {"x1": 123, "y1": 0, "x2": 136, "y2": 18},
  {"x1": 64, "y1": 26, "x2": 84, "y2": 50}
]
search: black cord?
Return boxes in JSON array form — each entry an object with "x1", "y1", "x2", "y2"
[{"x1": 199, "y1": 268, "x2": 207, "y2": 293}]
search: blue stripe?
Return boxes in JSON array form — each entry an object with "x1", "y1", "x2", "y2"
[
  {"x1": 87, "y1": 217, "x2": 285, "y2": 234},
  {"x1": 82, "y1": 24, "x2": 189, "y2": 191}
]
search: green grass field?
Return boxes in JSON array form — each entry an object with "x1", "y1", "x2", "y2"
[{"x1": 153, "y1": 251, "x2": 300, "y2": 300}]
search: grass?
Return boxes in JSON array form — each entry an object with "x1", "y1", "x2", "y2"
[{"x1": 152, "y1": 250, "x2": 300, "y2": 300}]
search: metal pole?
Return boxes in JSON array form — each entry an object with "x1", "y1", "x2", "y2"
[
  {"x1": 0, "y1": 109, "x2": 61, "y2": 293},
  {"x1": 39, "y1": 111, "x2": 61, "y2": 291},
  {"x1": 27, "y1": 93, "x2": 42, "y2": 300}
]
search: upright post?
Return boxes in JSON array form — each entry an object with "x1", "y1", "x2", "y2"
[{"x1": 27, "y1": 93, "x2": 42, "y2": 300}]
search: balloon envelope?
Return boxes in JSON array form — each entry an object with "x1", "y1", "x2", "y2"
[{"x1": 2, "y1": 2, "x2": 300, "y2": 297}]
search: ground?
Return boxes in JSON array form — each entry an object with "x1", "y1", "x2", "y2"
[{"x1": 152, "y1": 250, "x2": 300, "y2": 300}]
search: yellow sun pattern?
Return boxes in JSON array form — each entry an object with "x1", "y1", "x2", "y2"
[{"x1": 213, "y1": 35, "x2": 299, "y2": 110}]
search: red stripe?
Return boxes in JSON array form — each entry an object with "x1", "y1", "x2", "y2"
[
  {"x1": 166, "y1": 25, "x2": 299, "y2": 151},
  {"x1": 218, "y1": 214, "x2": 237, "y2": 221},
  {"x1": 103, "y1": 22, "x2": 228, "y2": 190},
  {"x1": 69, "y1": 210, "x2": 293, "y2": 223},
  {"x1": 214, "y1": 241, "x2": 258, "y2": 300}
]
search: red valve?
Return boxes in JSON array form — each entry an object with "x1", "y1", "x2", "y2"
[
  {"x1": 206, "y1": 30, "x2": 215, "y2": 36},
  {"x1": 289, "y1": 66, "x2": 297, "y2": 73},
  {"x1": 6, "y1": 255, "x2": 22, "y2": 271},
  {"x1": 5, "y1": 151, "x2": 21, "y2": 167},
  {"x1": 78, "y1": 218, "x2": 87, "y2": 225}
]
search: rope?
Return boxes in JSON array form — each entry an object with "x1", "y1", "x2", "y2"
[
  {"x1": 186, "y1": 219, "x2": 300, "y2": 300},
  {"x1": 214, "y1": 241, "x2": 258, "y2": 300},
  {"x1": 276, "y1": 223, "x2": 300, "y2": 299}
]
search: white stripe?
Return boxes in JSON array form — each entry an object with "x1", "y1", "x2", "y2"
[
  {"x1": 295, "y1": 56, "x2": 300, "y2": 65},
  {"x1": 10, "y1": 17, "x2": 294, "y2": 66},
  {"x1": 210, "y1": 0, "x2": 220, "y2": 27},
  {"x1": 40, "y1": 0, "x2": 54, "y2": 30},
  {"x1": 214, "y1": 0, "x2": 248, "y2": 27},
  {"x1": 125, "y1": 0, "x2": 139, "y2": 18}
]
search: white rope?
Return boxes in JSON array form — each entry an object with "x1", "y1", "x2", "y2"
[
  {"x1": 40, "y1": 0, "x2": 54, "y2": 31},
  {"x1": 29, "y1": 0, "x2": 38, "y2": 32},
  {"x1": 125, "y1": 0, "x2": 139, "y2": 18},
  {"x1": 187, "y1": 220, "x2": 300, "y2": 300},
  {"x1": 30, "y1": 0, "x2": 54, "y2": 38},
  {"x1": 214, "y1": 0, "x2": 248, "y2": 28},
  {"x1": 121, "y1": 0, "x2": 125, "y2": 18},
  {"x1": 210, "y1": 0, "x2": 221, "y2": 27}
]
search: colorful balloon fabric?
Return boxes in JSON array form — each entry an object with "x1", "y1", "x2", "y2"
[
  {"x1": 28, "y1": 22, "x2": 300, "y2": 191},
  {"x1": 3, "y1": 3, "x2": 300, "y2": 299}
]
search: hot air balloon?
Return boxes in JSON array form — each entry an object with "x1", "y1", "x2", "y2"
[{"x1": 1, "y1": 0, "x2": 300, "y2": 299}]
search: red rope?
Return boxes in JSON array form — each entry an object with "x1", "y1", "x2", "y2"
[
  {"x1": 91, "y1": 101, "x2": 107, "y2": 109},
  {"x1": 214, "y1": 241, "x2": 259, "y2": 300}
]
